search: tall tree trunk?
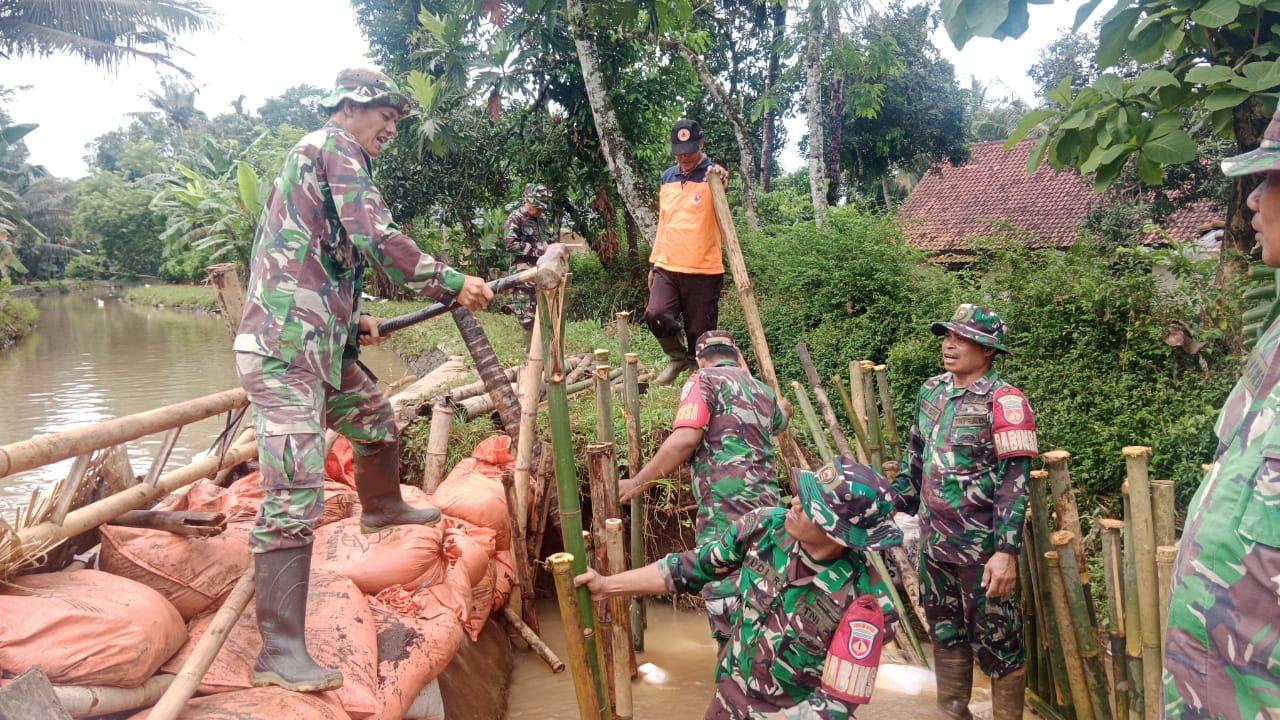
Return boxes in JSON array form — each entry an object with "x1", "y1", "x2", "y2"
[
  {"x1": 452, "y1": 307, "x2": 523, "y2": 441},
  {"x1": 759, "y1": 2, "x2": 786, "y2": 193},
  {"x1": 804, "y1": 0, "x2": 830, "y2": 226},
  {"x1": 624, "y1": 207, "x2": 642, "y2": 284},
  {"x1": 566, "y1": 0, "x2": 659, "y2": 244},
  {"x1": 661, "y1": 39, "x2": 761, "y2": 231},
  {"x1": 591, "y1": 184, "x2": 620, "y2": 267},
  {"x1": 1222, "y1": 99, "x2": 1268, "y2": 265},
  {"x1": 824, "y1": 0, "x2": 844, "y2": 207}
]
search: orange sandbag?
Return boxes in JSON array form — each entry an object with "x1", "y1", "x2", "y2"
[
  {"x1": 491, "y1": 550, "x2": 515, "y2": 614},
  {"x1": 313, "y1": 516, "x2": 446, "y2": 594},
  {"x1": 226, "y1": 475, "x2": 357, "y2": 527},
  {"x1": 367, "y1": 606, "x2": 465, "y2": 720},
  {"x1": 325, "y1": 435, "x2": 357, "y2": 489},
  {"x1": 471, "y1": 434, "x2": 515, "y2": 467},
  {"x1": 421, "y1": 459, "x2": 510, "y2": 550},
  {"x1": 163, "y1": 569, "x2": 380, "y2": 718},
  {"x1": 99, "y1": 519, "x2": 254, "y2": 619},
  {"x1": 0, "y1": 569, "x2": 186, "y2": 687},
  {"x1": 127, "y1": 686, "x2": 349, "y2": 720}
]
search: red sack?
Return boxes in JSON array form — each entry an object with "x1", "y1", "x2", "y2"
[
  {"x1": 367, "y1": 606, "x2": 464, "y2": 720},
  {"x1": 0, "y1": 569, "x2": 186, "y2": 687},
  {"x1": 127, "y1": 686, "x2": 349, "y2": 720},
  {"x1": 424, "y1": 458, "x2": 510, "y2": 550},
  {"x1": 313, "y1": 516, "x2": 446, "y2": 594}
]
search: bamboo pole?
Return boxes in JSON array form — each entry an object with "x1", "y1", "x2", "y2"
[
  {"x1": 795, "y1": 344, "x2": 854, "y2": 458},
  {"x1": 1052, "y1": 531, "x2": 1113, "y2": 720},
  {"x1": 1029, "y1": 469, "x2": 1072, "y2": 710},
  {"x1": 149, "y1": 562, "x2": 256, "y2": 720},
  {"x1": 1021, "y1": 514, "x2": 1053, "y2": 703},
  {"x1": 706, "y1": 173, "x2": 808, "y2": 475},
  {"x1": 594, "y1": 359, "x2": 616, "y2": 446},
  {"x1": 550, "y1": 553, "x2": 604, "y2": 720},
  {"x1": 205, "y1": 263, "x2": 245, "y2": 338},
  {"x1": 1045, "y1": 550, "x2": 1095, "y2": 720},
  {"x1": 0, "y1": 388, "x2": 247, "y2": 479},
  {"x1": 1151, "y1": 481, "x2": 1175, "y2": 549},
  {"x1": 421, "y1": 399, "x2": 453, "y2": 492},
  {"x1": 887, "y1": 545, "x2": 928, "y2": 631},
  {"x1": 527, "y1": 441, "x2": 556, "y2": 569},
  {"x1": 622, "y1": 353, "x2": 646, "y2": 652},
  {"x1": 565, "y1": 354, "x2": 596, "y2": 386},
  {"x1": 848, "y1": 361, "x2": 871, "y2": 463},
  {"x1": 1100, "y1": 518, "x2": 1130, "y2": 720},
  {"x1": 616, "y1": 312, "x2": 631, "y2": 357},
  {"x1": 449, "y1": 366, "x2": 521, "y2": 403},
  {"x1": 586, "y1": 442, "x2": 620, "y2": 692},
  {"x1": 501, "y1": 470, "x2": 538, "y2": 632},
  {"x1": 1018, "y1": 540, "x2": 1041, "y2": 699},
  {"x1": 53, "y1": 674, "x2": 175, "y2": 718},
  {"x1": 605, "y1": 519, "x2": 634, "y2": 719},
  {"x1": 873, "y1": 365, "x2": 901, "y2": 459},
  {"x1": 830, "y1": 375, "x2": 873, "y2": 461},
  {"x1": 860, "y1": 361, "x2": 883, "y2": 468},
  {"x1": 539, "y1": 288, "x2": 610, "y2": 718},
  {"x1": 514, "y1": 313, "x2": 545, "y2": 536},
  {"x1": 1156, "y1": 546, "x2": 1177, "y2": 649},
  {"x1": 1122, "y1": 482, "x2": 1144, "y2": 720},
  {"x1": 1042, "y1": 451, "x2": 1087, "y2": 580},
  {"x1": 790, "y1": 381, "x2": 834, "y2": 463},
  {"x1": 503, "y1": 607, "x2": 565, "y2": 673},
  {"x1": 1122, "y1": 445, "x2": 1160, "y2": 720}
]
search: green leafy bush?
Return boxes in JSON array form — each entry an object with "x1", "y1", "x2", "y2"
[{"x1": 0, "y1": 280, "x2": 37, "y2": 348}]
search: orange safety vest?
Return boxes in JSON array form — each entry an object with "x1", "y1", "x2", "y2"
[{"x1": 649, "y1": 157, "x2": 725, "y2": 275}]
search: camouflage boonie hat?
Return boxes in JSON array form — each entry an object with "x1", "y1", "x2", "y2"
[
  {"x1": 930, "y1": 303, "x2": 1011, "y2": 355},
  {"x1": 694, "y1": 329, "x2": 737, "y2": 357},
  {"x1": 791, "y1": 456, "x2": 901, "y2": 550},
  {"x1": 1222, "y1": 109, "x2": 1280, "y2": 177},
  {"x1": 319, "y1": 68, "x2": 412, "y2": 115},
  {"x1": 524, "y1": 183, "x2": 551, "y2": 210}
]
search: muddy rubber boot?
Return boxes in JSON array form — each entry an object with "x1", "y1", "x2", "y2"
[
  {"x1": 251, "y1": 545, "x2": 343, "y2": 692},
  {"x1": 933, "y1": 645, "x2": 975, "y2": 720},
  {"x1": 355, "y1": 440, "x2": 441, "y2": 533},
  {"x1": 991, "y1": 666, "x2": 1026, "y2": 720},
  {"x1": 653, "y1": 334, "x2": 693, "y2": 386}
]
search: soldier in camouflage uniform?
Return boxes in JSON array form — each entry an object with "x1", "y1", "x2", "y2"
[
  {"x1": 233, "y1": 68, "x2": 493, "y2": 694},
  {"x1": 1162, "y1": 110, "x2": 1280, "y2": 719},
  {"x1": 503, "y1": 182, "x2": 554, "y2": 342},
  {"x1": 619, "y1": 330, "x2": 790, "y2": 647},
  {"x1": 580, "y1": 455, "x2": 902, "y2": 719},
  {"x1": 891, "y1": 305, "x2": 1038, "y2": 720}
]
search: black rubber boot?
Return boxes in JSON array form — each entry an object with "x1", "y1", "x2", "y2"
[
  {"x1": 991, "y1": 666, "x2": 1026, "y2": 720},
  {"x1": 355, "y1": 440, "x2": 441, "y2": 533},
  {"x1": 934, "y1": 645, "x2": 975, "y2": 720},
  {"x1": 653, "y1": 333, "x2": 693, "y2": 386},
  {"x1": 251, "y1": 545, "x2": 343, "y2": 692}
]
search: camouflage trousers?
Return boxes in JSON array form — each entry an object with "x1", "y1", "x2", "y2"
[
  {"x1": 509, "y1": 260, "x2": 537, "y2": 330},
  {"x1": 235, "y1": 352, "x2": 398, "y2": 553},
  {"x1": 703, "y1": 573, "x2": 741, "y2": 649},
  {"x1": 919, "y1": 552, "x2": 1024, "y2": 678}
]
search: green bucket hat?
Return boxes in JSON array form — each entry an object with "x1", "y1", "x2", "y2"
[
  {"x1": 1222, "y1": 109, "x2": 1280, "y2": 177},
  {"x1": 524, "y1": 183, "x2": 551, "y2": 210},
  {"x1": 694, "y1": 329, "x2": 737, "y2": 357},
  {"x1": 930, "y1": 303, "x2": 1011, "y2": 355},
  {"x1": 319, "y1": 68, "x2": 413, "y2": 116},
  {"x1": 791, "y1": 456, "x2": 902, "y2": 551}
]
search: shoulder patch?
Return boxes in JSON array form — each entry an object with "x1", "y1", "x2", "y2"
[
  {"x1": 992, "y1": 386, "x2": 1037, "y2": 458},
  {"x1": 679, "y1": 375, "x2": 698, "y2": 402}
]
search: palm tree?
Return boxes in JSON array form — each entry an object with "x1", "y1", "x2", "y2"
[{"x1": 0, "y1": 0, "x2": 215, "y2": 78}]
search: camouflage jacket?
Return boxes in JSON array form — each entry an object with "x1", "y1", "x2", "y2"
[
  {"x1": 673, "y1": 361, "x2": 789, "y2": 545},
  {"x1": 892, "y1": 369, "x2": 1036, "y2": 566},
  {"x1": 660, "y1": 508, "x2": 881, "y2": 719},
  {"x1": 1163, "y1": 317, "x2": 1280, "y2": 720},
  {"x1": 234, "y1": 123, "x2": 464, "y2": 388},
  {"x1": 503, "y1": 207, "x2": 552, "y2": 266}
]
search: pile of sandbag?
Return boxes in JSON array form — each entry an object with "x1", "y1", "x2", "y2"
[{"x1": 0, "y1": 434, "x2": 517, "y2": 720}]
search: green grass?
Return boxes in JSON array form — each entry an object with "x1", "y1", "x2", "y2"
[{"x1": 121, "y1": 284, "x2": 222, "y2": 312}]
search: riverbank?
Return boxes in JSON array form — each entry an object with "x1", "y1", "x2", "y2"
[{"x1": 0, "y1": 284, "x2": 37, "y2": 350}]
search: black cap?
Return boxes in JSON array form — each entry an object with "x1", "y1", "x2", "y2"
[{"x1": 670, "y1": 119, "x2": 703, "y2": 155}]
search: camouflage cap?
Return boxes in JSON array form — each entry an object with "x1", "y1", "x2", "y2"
[
  {"x1": 694, "y1": 329, "x2": 737, "y2": 357},
  {"x1": 930, "y1": 303, "x2": 1011, "y2": 355},
  {"x1": 1222, "y1": 109, "x2": 1280, "y2": 177},
  {"x1": 319, "y1": 68, "x2": 413, "y2": 116},
  {"x1": 791, "y1": 456, "x2": 902, "y2": 551},
  {"x1": 524, "y1": 183, "x2": 551, "y2": 210}
]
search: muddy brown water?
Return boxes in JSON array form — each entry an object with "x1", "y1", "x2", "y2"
[
  {"x1": 0, "y1": 292, "x2": 408, "y2": 516},
  {"x1": 508, "y1": 599, "x2": 998, "y2": 719}
]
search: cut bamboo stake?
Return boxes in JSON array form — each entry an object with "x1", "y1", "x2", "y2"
[
  {"x1": 1029, "y1": 469, "x2": 1072, "y2": 710},
  {"x1": 873, "y1": 365, "x2": 900, "y2": 458},
  {"x1": 887, "y1": 545, "x2": 928, "y2": 630},
  {"x1": 707, "y1": 173, "x2": 808, "y2": 476},
  {"x1": 1021, "y1": 515, "x2": 1053, "y2": 703},
  {"x1": 1122, "y1": 482, "x2": 1145, "y2": 719},
  {"x1": 605, "y1": 519, "x2": 634, "y2": 719},
  {"x1": 550, "y1": 553, "x2": 604, "y2": 720},
  {"x1": 586, "y1": 442, "x2": 621, "y2": 690},
  {"x1": 594, "y1": 359, "x2": 616, "y2": 446},
  {"x1": 1045, "y1": 550, "x2": 1095, "y2": 720},
  {"x1": 860, "y1": 361, "x2": 883, "y2": 468},
  {"x1": 848, "y1": 361, "x2": 872, "y2": 462},
  {"x1": 501, "y1": 470, "x2": 538, "y2": 633},
  {"x1": 503, "y1": 607, "x2": 565, "y2": 673},
  {"x1": 1156, "y1": 546, "x2": 1177, "y2": 649},
  {"x1": 148, "y1": 562, "x2": 255, "y2": 720},
  {"x1": 622, "y1": 353, "x2": 646, "y2": 652},
  {"x1": 421, "y1": 399, "x2": 453, "y2": 492},
  {"x1": 616, "y1": 312, "x2": 631, "y2": 357},
  {"x1": 795, "y1": 344, "x2": 854, "y2": 458},
  {"x1": 1017, "y1": 541, "x2": 1041, "y2": 699},
  {"x1": 1042, "y1": 451, "x2": 1087, "y2": 580},
  {"x1": 791, "y1": 381, "x2": 834, "y2": 463},
  {"x1": 1151, "y1": 480, "x2": 1175, "y2": 549},
  {"x1": 449, "y1": 366, "x2": 521, "y2": 402},
  {"x1": 830, "y1": 375, "x2": 873, "y2": 461},
  {"x1": 514, "y1": 312, "x2": 545, "y2": 536},
  {"x1": 1100, "y1": 518, "x2": 1130, "y2": 720},
  {"x1": 1052, "y1": 531, "x2": 1113, "y2": 720},
  {"x1": 205, "y1": 263, "x2": 245, "y2": 338},
  {"x1": 527, "y1": 441, "x2": 556, "y2": 569},
  {"x1": 1122, "y1": 445, "x2": 1161, "y2": 720}
]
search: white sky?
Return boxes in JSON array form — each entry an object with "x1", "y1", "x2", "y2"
[{"x1": 3, "y1": 0, "x2": 1096, "y2": 179}]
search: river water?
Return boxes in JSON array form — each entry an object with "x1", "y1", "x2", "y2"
[{"x1": 0, "y1": 291, "x2": 408, "y2": 516}]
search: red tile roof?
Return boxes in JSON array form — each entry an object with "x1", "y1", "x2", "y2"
[{"x1": 897, "y1": 139, "x2": 1221, "y2": 257}]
